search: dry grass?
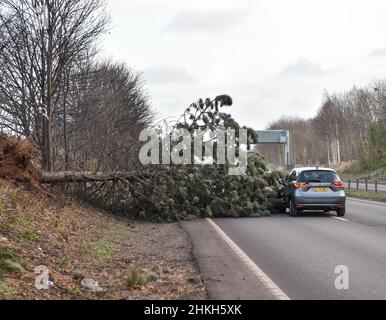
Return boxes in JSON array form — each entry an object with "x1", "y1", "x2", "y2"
[{"x1": 0, "y1": 179, "x2": 205, "y2": 300}]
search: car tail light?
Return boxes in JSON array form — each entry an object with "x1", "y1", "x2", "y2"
[
  {"x1": 293, "y1": 182, "x2": 309, "y2": 188},
  {"x1": 332, "y1": 180, "x2": 344, "y2": 189}
]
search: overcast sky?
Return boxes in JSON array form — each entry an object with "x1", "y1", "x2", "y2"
[{"x1": 102, "y1": 0, "x2": 386, "y2": 129}]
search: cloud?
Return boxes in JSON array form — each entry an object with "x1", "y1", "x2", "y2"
[
  {"x1": 279, "y1": 58, "x2": 326, "y2": 77},
  {"x1": 144, "y1": 64, "x2": 197, "y2": 85},
  {"x1": 367, "y1": 47, "x2": 386, "y2": 58},
  {"x1": 162, "y1": 8, "x2": 248, "y2": 34}
]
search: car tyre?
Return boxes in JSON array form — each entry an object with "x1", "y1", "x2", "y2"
[
  {"x1": 289, "y1": 200, "x2": 298, "y2": 217},
  {"x1": 337, "y1": 208, "x2": 345, "y2": 217}
]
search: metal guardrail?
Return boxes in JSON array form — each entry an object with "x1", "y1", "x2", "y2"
[{"x1": 344, "y1": 179, "x2": 386, "y2": 193}]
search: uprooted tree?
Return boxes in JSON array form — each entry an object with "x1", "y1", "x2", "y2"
[
  {"x1": 41, "y1": 95, "x2": 283, "y2": 221},
  {"x1": 0, "y1": 94, "x2": 283, "y2": 221}
]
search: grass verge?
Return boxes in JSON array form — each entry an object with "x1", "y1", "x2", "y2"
[{"x1": 346, "y1": 190, "x2": 386, "y2": 203}]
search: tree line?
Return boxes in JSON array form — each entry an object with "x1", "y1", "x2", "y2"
[
  {"x1": 0, "y1": 0, "x2": 154, "y2": 172},
  {"x1": 259, "y1": 81, "x2": 386, "y2": 170}
]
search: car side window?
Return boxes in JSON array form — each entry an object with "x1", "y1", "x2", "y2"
[{"x1": 289, "y1": 171, "x2": 297, "y2": 181}]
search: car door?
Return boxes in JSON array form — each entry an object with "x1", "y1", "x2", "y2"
[{"x1": 284, "y1": 170, "x2": 297, "y2": 204}]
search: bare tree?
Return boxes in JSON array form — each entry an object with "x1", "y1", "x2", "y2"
[
  {"x1": 265, "y1": 83, "x2": 385, "y2": 168},
  {"x1": 53, "y1": 61, "x2": 154, "y2": 172},
  {"x1": 0, "y1": 0, "x2": 110, "y2": 171}
]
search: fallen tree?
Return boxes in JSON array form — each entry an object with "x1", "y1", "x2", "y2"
[{"x1": 0, "y1": 95, "x2": 284, "y2": 221}]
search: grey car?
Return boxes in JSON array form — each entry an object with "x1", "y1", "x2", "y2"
[{"x1": 281, "y1": 167, "x2": 346, "y2": 217}]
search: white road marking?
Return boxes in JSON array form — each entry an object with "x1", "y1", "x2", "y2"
[
  {"x1": 205, "y1": 218, "x2": 290, "y2": 300},
  {"x1": 331, "y1": 216, "x2": 349, "y2": 222},
  {"x1": 347, "y1": 197, "x2": 386, "y2": 206}
]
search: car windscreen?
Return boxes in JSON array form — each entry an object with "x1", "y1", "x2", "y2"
[{"x1": 297, "y1": 170, "x2": 339, "y2": 183}]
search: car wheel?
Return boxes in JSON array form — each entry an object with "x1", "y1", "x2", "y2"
[
  {"x1": 289, "y1": 200, "x2": 298, "y2": 217},
  {"x1": 337, "y1": 208, "x2": 345, "y2": 217},
  {"x1": 323, "y1": 209, "x2": 330, "y2": 213}
]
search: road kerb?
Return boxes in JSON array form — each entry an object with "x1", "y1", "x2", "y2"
[
  {"x1": 347, "y1": 197, "x2": 386, "y2": 206},
  {"x1": 206, "y1": 218, "x2": 290, "y2": 300}
]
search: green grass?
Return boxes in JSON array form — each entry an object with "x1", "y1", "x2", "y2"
[
  {"x1": 126, "y1": 268, "x2": 146, "y2": 288},
  {"x1": 83, "y1": 236, "x2": 117, "y2": 262},
  {"x1": 21, "y1": 229, "x2": 40, "y2": 241},
  {"x1": 0, "y1": 280, "x2": 16, "y2": 298},
  {"x1": 126, "y1": 267, "x2": 158, "y2": 288},
  {"x1": 7, "y1": 191, "x2": 20, "y2": 209},
  {"x1": 0, "y1": 245, "x2": 24, "y2": 281},
  {"x1": 59, "y1": 255, "x2": 71, "y2": 269},
  {"x1": 0, "y1": 202, "x2": 4, "y2": 217},
  {"x1": 52, "y1": 215, "x2": 62, "y2": 229},
  {"x1": 346, "y1": 190, "x2": 386, "y2": 203},
  {"x1": 16, "y1": 217, "x2": 28, "y2": 226}
]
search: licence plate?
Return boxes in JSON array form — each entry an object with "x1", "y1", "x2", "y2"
[{"x1": 313, "y1": 187, "x2": 328, "y2": 192}]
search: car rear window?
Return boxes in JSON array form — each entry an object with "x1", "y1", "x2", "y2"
[{"x1": 297, "y1": 170, "x2": 339, "y2": 183}]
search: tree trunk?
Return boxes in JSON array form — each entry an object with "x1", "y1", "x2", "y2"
[
  {"x1": 45, "y1": 3, "x2": 53, "y2": 172},
  {"x1": 40, "y1": 171, "x2": 145, "y2": 183}
]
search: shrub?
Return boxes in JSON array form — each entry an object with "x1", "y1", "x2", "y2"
[
  {"x1": 126, "y1": 268, "x2": 145, "y2": 288},
  {"x1": 126, "y1": 267, "x2": 158, "y2": 288}
]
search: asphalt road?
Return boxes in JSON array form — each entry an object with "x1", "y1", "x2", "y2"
[{"x1": 213, "y1": 198, "x2": 386, "y2": 300}]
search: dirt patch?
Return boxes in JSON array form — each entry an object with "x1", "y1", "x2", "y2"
[{"x1": 0, "y1": 179, "x2": 205, "y2": 300}]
